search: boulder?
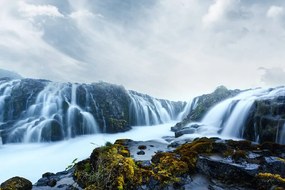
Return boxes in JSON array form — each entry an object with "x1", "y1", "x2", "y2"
[{"x1": 0, "y1": 176, "x2": 32, "y2": 190}]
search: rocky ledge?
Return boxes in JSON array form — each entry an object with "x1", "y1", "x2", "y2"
[{"x1": 1, "y1": 137, "x2": 285, "y2": 190}]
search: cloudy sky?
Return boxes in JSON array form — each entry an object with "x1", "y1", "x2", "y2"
[{"x1": 0, "y1": 0, "x2": 285, "y2": 100}]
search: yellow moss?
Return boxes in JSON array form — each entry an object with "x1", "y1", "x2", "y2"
[
  {"x1": 189, "y1": 142, "x2": 213, "y2": 153},
  {"x1": 277, "y1": 157, "x2": 285, "y2": 163},
  {"x1": 85, "y1": 184, "x2": 100, "y2": 190},
  {"x1": 117, "y1": 175, "x2": 124, "y2": 190},
  {"x1": 258, "y1": 173, "x2": 285, "y2": 182},
  {"x1": 75, "y1": 139, "x2": 217, "y2": 189},
  {"x1": 152, "y1": 152, "x2": 189, "y2": 184},
  {"x1": 176, "y1": 138, "x2": 214, "y2": 154},
  {"x1": 120, "y1": 149, "x2": 130, "y2": 157}
]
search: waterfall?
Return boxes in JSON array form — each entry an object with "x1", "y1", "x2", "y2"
[
  {"x1": 189, "y1": 87, "x2": 285, "y2": 143},
  {"x1": 221, "y1": 99, "x2": 255, "y2": 137},
  {"x1": 0, "y1": 79, "x2": 185, "y2": 144},
  {"x1": 128, "y1": 91, "x2": 182, "y2": 126},
  {"x1": 0, "y1": 80, "x2": 20, "y2": 122},
  {"x1": 177, "y1": 97, "x2": 199, "y2": 121},
  {"x1": 5, "y1": 82, "x2": 99, "y2": 143}
]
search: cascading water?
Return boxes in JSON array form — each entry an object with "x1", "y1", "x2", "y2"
[
  {"x1": 221, "y1": 99, "x2": 255, "y2": 137},
  {"x1": 186, "y1": 87, "x2": 285, "y2": 144},
  {"x1": 177, "y1": 97, "x2": 199, "y2": 121},
  {"x1": 0, "y1": 79, "x2": 185, "y2": 144},
  {"x1": 0, "y1": 80, "x2": 21, "y2": 123},
  {"x1": 5, "y1": 82, "x2": 100, "y2": 143},
  {"x1": 128, "y1": 91, "x2": 183, "y2": 126}
]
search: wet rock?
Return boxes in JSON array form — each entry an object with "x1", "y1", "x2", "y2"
[
  {"x1": 175, "y1": 127, "x2": 196, "y2": 138},
  {"x1": 137, "y1": 150, "x2": 145, "y2": 155},
  {"x1": 1, "y1": 176, "x2": 32, "y2": 190},
  {"x1": 243, "y1": 97, "x2": 285, "y2": 144},
  {"x1": 138, "y1": 145, "x2": 147, "y2": 150},
  {"x1": 34, "y1": 169, "x2": 81, "y2": 190},
  {"x1": 197, "y1": 156, "x2": 259, "y2": 185}
]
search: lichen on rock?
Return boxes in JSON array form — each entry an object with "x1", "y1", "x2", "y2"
[{"x1": 0, "y1": 176, "x2": 32, "y2": 190}]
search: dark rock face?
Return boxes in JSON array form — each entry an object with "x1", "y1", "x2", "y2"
[
  {"x1": 0, "y1": 176, "x2": 32, "y2": 190},
  {"x1": 242, "y1": 97, "x2": 285, "y2": 144},
  {"x1": 172, "y1": 86, "x2": 240, "y2": 133}
]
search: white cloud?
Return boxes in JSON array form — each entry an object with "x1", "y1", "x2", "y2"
[
  {"x1": 1, "y1": 0, "x2": 285, "y2": 100},
  {"x1": 18, "y1": 1, "x2": 64, "y2": 18},
  {"x1": 259, "y1": 67, "x2": 285, "y2": 86},
  {"x1": 69, "y1": 10, "x2": 98, "y2": 19},
  {"x1": 267, "y1": 5, "x2": 284, "y2": 19},
  {"x1": 203, "y1": 0, "x2": 239, "y2": 26}
]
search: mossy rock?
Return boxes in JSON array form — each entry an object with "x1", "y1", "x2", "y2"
[
  {"x1": 256, "y1": 173, "x2": 285, "y2": 189},
  {"x1": 0, "y1": 177, "x2": 32, "y2": 190},
  {"x1": 176, "y1": 138, "x2": 214, "y2": 154},
  {"x1": 75, "y1": 143, "x2": 139, "y2": 189}
]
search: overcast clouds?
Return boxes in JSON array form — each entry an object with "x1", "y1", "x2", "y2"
[{"x1": 0, "y1": 0, "x2": 285, "y2": 100}]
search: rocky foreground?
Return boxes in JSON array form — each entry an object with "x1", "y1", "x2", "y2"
[{"x1": 1, "y1": 137, "x2": 285, "y2": 190}]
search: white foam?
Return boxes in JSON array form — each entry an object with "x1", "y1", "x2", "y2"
[{"x1": 0, "y1": 122, "x2": 175, "y2": 183}]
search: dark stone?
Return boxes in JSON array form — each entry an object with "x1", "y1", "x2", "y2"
[
  {"x1": 42, "y1": 172, "x2": 55, "y2": 178},
  {"x1": 47, "y1": 178, "x2": 57, "y2": 187},
  {"x1": 138, "y1": 145, "x2": 147, "y2": 150},
  {"x1": 137, "y1": 150, "x2": 145, "y2": 155},
  {"x1": 197, "y1": 156, "x2": 258, "y2": 184},
  {"x1": 175, "y1": 127, "x2": 196, "y2": 137}
]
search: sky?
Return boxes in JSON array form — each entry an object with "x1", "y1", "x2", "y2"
[{"x1": 0, "y1": 0, "x2": 285, "y2": 100}]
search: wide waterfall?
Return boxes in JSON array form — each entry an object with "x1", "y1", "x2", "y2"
[
  {"x1": 186, "y1": 87, "x2": 285, "y2": 144},
  {"x1": 0, "y1": 78, "x2": 185, "y2": 144}
]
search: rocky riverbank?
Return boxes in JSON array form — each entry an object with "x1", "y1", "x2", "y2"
[{"x1": 2, "y1": 137, "x2": 285, "y2": 190}]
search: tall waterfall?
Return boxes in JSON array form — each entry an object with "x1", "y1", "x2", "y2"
[{"x1": 0, "y1": 79, "x2": 185, "y2": 144}]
